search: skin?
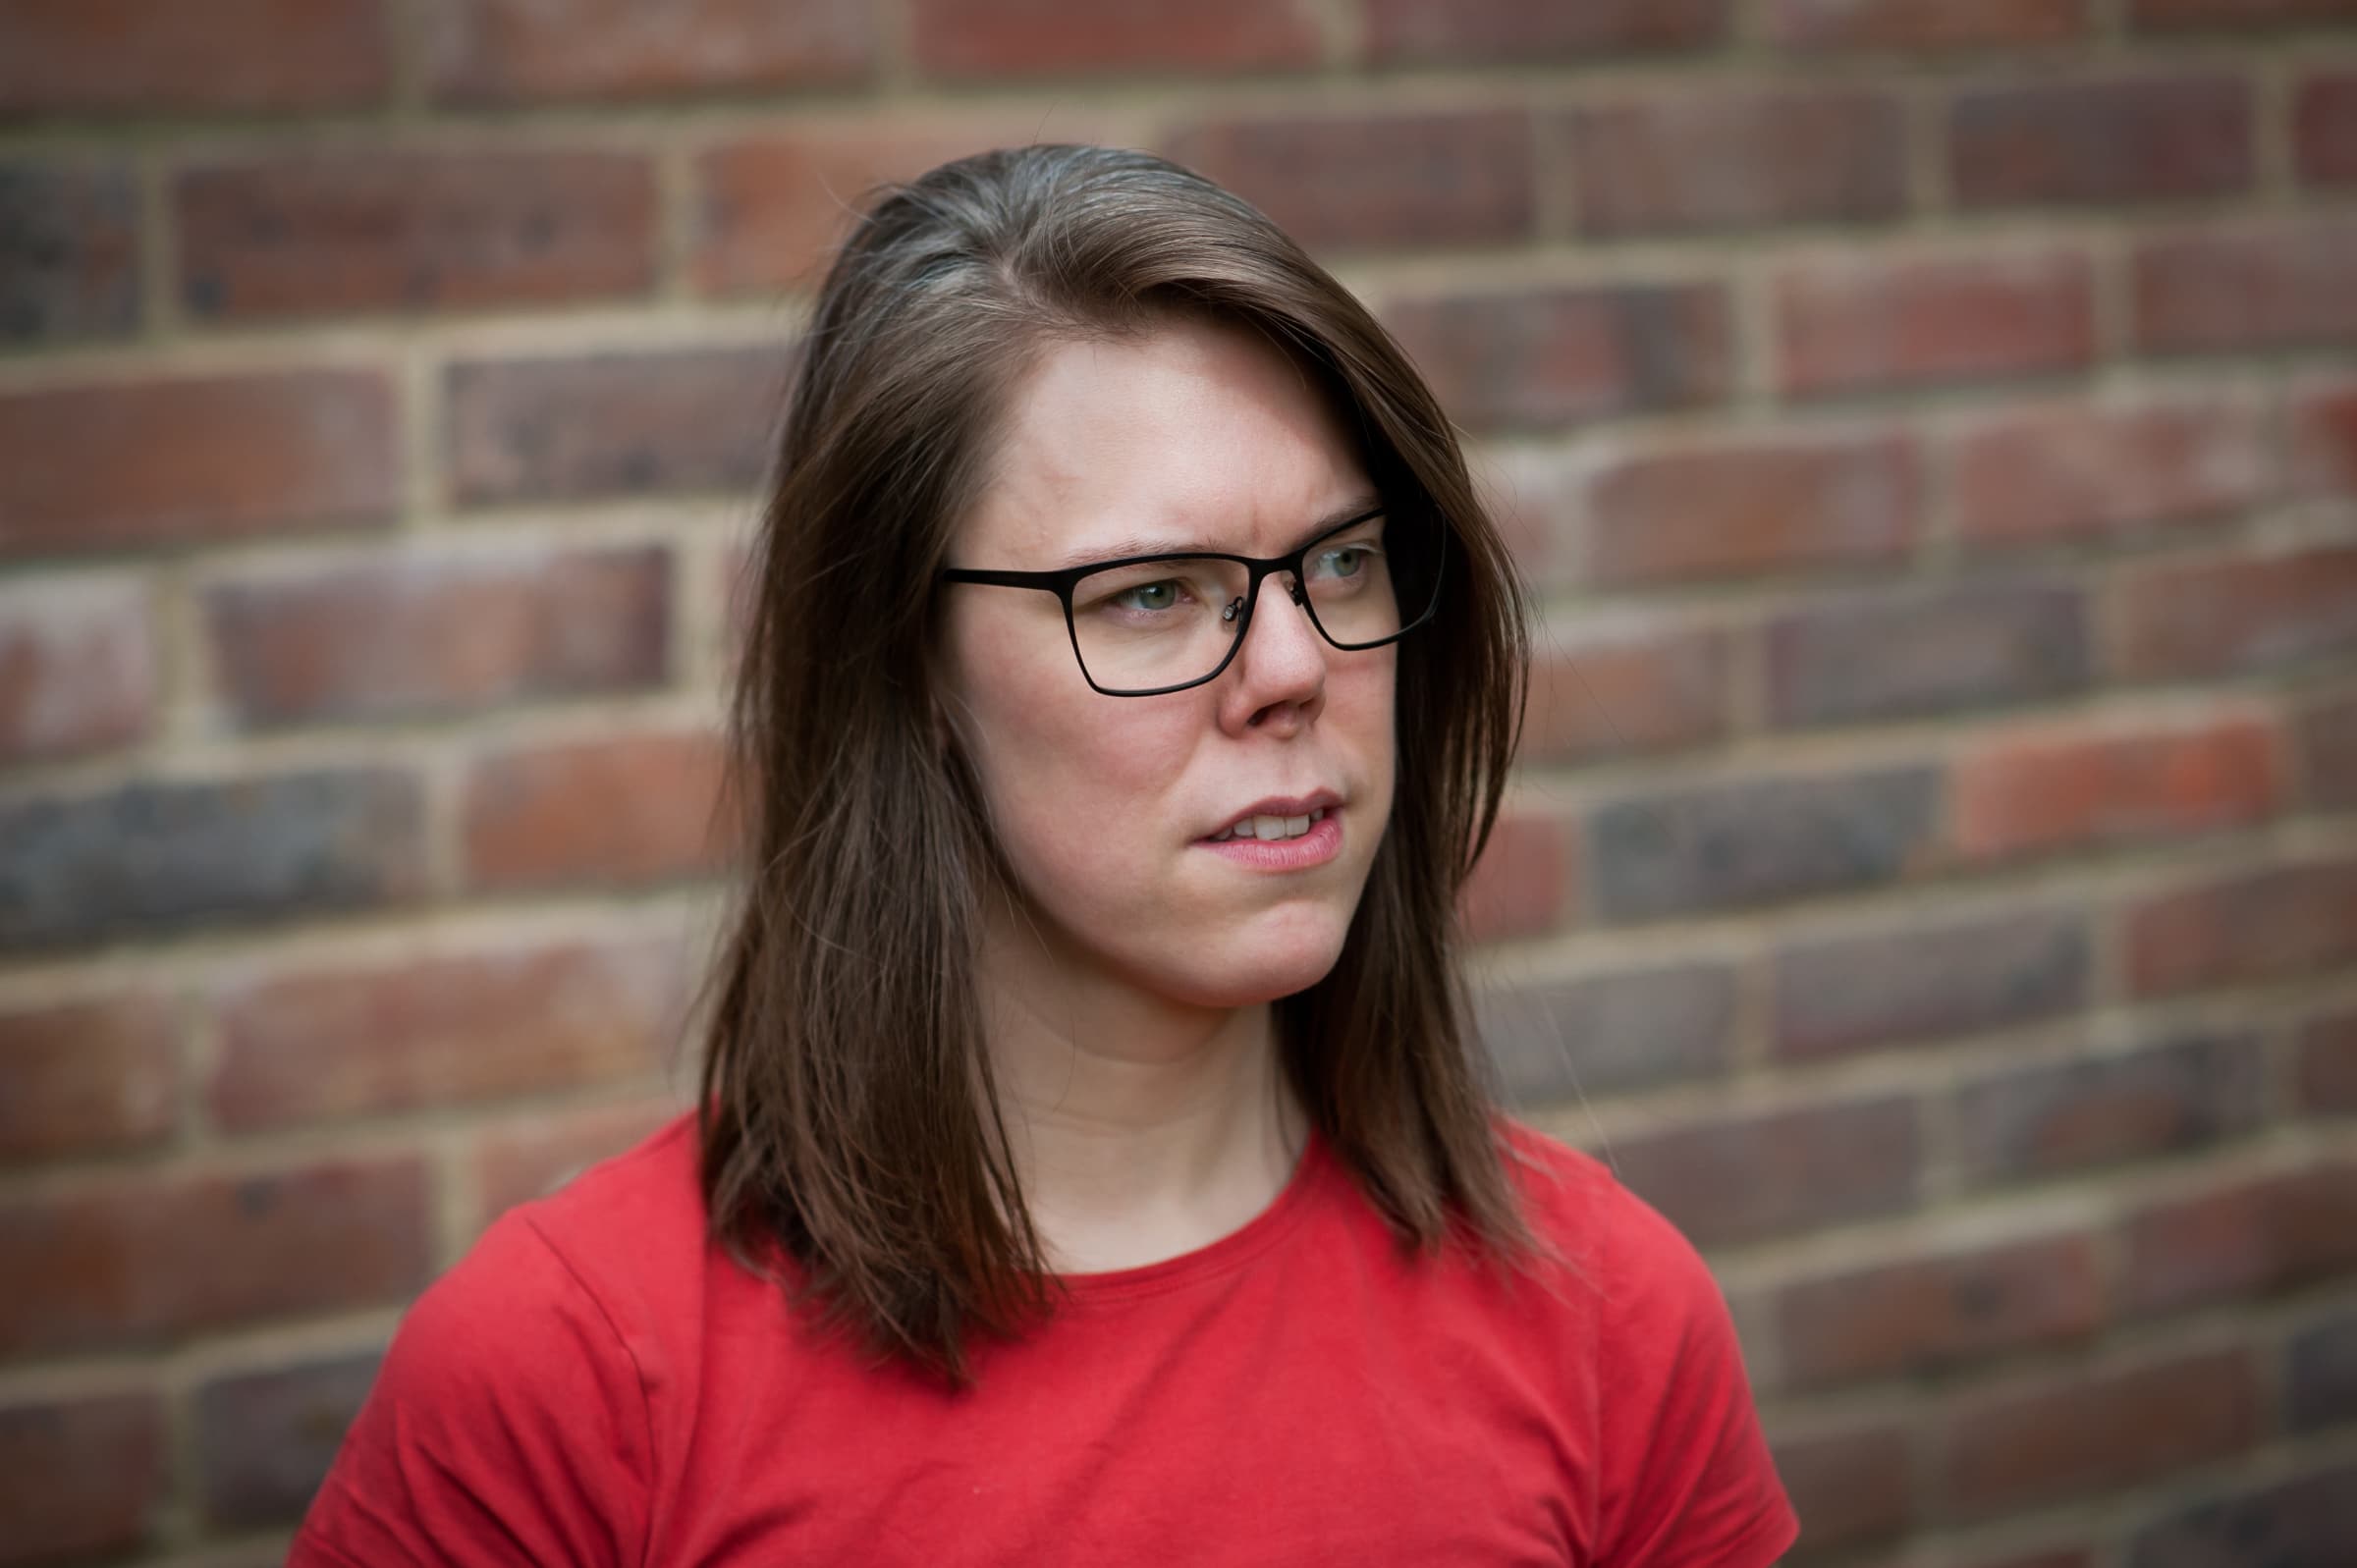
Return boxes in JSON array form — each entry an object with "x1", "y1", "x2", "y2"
[{"x1": 938, "y1": 314, "x2": 1397, "y2": 1272}]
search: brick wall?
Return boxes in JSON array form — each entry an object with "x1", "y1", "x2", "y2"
[{"x1": 3, "y1": 1, "x2": 2354, "y2": 1562}]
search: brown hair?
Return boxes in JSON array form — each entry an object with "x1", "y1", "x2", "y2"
[{"x1": 699, "y1": 143, "x2": 1533, "y2": 1384}]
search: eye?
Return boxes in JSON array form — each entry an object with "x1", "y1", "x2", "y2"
[
  {"x1": 1112, "y1": 578, "x2": 1183, "y2": 612},
  {"x1": 1311, "y1": 545, "x2": 1370, "y2": 580}
]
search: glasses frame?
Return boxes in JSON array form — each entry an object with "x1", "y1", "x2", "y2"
[{"x1": 937, "y1": 506, "x2": 1445, "y2": 697}]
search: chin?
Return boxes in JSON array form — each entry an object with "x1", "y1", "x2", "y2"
[{"x1": 1143, "y1": 920, "x2": 1352, "y2": 1011}]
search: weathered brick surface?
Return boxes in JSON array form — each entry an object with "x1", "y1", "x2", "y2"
[
  {"x1": 1952, "y1": 1029, "x2": 2268, "y2": 1186},
  {"x1": 193, "y1": 1350, "x2": 384, "y2": 1528},
  {"x1": 0, "y1": 1389, "x2": 165, "y2": 1563},
  {"x1": 462, "y1": 729, "x2": 733, "y2": 892},
  {"x1": 176, "y1": 149, "x2": 659, "y2": 321},
  {"x1": 207, "y1": 545, "x2": 672, "y2": 729},
  {"x1": 2299, "y1": 1009, "x2": 2357, "y2": 1113},
  {"x1": 1764, "y1": 580, "x2": 2088, "y2": 729},
  {"x1": 1765, "y1": 0, "x2": 2089, "y2": 50},
  {"x1": 2297, "y1": 71, "x2": 2357, "y2": 185},
  {"x1": 1952, "y1": 393, "x2": 2272, "y2": 548},
  {"x1": 2122, "y1": 1158, "x2": 2357, "y2": 1315},
  {"x1": 2113, "y1": 544, "x2": 2357, "y2": 682},
  {"x1": 1953, "y1": 714, "x2": 2285, "y2": 864},
  {"x1": 1562, "y1": 88, "x2": 1909, "y2": 237},
  {"x1": 0, "y1": 159, "x2": 138, "y2": 343},
  {"x1": 0, "y1": 995, "x2": 177, "y2": 1162},
  {"x1": 2287, "y1": 1306, "x2": 2357, "y2": 1432},
  {"x1": 2131, "y1": 0, "x2": 2357, "y2": 28},
  {"x1": 1519, "y1": 623, "x2": 1729, "y2": 764},
  {"x1": 473, "y1": 1097, "x2": 685, "y2": 1225},
  {"x1": 1363, "y1": 0, "x2": 1727, "y2": 62},
  {"x1": 2125, "y1": 1461, "x2": 2357, "y2": 1568},
  {"x1": 1458, "y1": 811, "x2": 1577, "y2": 942},
  {"x1": 906, "y1": 0, "x2": 1322, "y2": 80},
  {"x1": 0, "y1": 770, "x2": 426, "y2": 950},
  {"x1": 424, "y1": 0, "x2": 874, "y2": 103},
  {"x1": 2291, "y1": 377, "x2": 2357, "y2": 497},
  {"x1": 1770, "y1": 1420, "x2": 1915, "y2": 1553},
  {"x1": 1164, "y1": 110, "x2": 1535, "y2": 251},
  {"x1": 2134, "y1": 219, "x2": 2357, "y2": 353},
  {"x1": 1948, "y1": 74, "x2": 2253, "y2": 208},
  {"x1": 0, "y1": 570, "x2": 154, "y2": 763},
  {"x1": 1599, "y1": 1095, "x2": 1921, "y2": 1246},
  {"x1": 1771, "y1": 905, "x2": 2090, "y2": 1060},
  {"x1": 0, "y1": 0, "x2": 393, "y2": 117},
  {"x1": 1475, "y1": 959, "x2": 1736, "y2": 1103},
  {"x1": 1772, "y1": 246, "x2": 2095, "y2": 398},
  {"x1": 0, "y1": 370, "x2": 399, "y2": 558},
  {"x1": 2126, "y1": 853, "x2": 2357, "y2": 997}
]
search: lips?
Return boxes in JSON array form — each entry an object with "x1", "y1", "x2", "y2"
[{"x1": 1201, "y1": 790, "x2": 1343, "y2": 842}]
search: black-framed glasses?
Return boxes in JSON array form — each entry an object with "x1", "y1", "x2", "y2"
[{"x1": 938, "y1": 506, "x2": 1446, "y2": 696}]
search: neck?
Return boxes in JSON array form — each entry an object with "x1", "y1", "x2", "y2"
[{"x1": 974, "y1": 895, "x2": 1309, "y2": 1273}]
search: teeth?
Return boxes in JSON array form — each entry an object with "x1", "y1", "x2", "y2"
[{"x1": 1212, "y1": 808, "x2": 1327, "y2": 842}]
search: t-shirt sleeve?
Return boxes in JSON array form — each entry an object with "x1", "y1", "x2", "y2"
[
  {"x1": 1590, "y1": 1179, "x2": 1797, "y2": 1568},
  {"x1": 287, "y1": 1209, "x2": 654, "y2": 1568}
]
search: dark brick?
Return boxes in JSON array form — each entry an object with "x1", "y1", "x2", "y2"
[
  {"x1": 426, "y1": 0, "x2": 874, "y2": 103},
  {"x1": 0, "y1": 369, "x2": 400, "y2": 558},
  {"x1": 1589, "y1": 765, "x2": 1941, "y2": 923},
  {"x1": 446, "y1": 346, "x2": 786, "y2": 506},
  {"x1": 0, "y1": 995, "x2": 177, "y2": 1163},
  {"x1": 207, "y1": 544, "x2": 671, "y2": 729},
  {"x1": 0, "y1": 1390, "x2": 164, "y2": 1563},
  {"x1": 1775, "y1": 1230, "x2": 2105, "y2": 1388},
  {"x1": 1954, "y1": 1031, "x2": 2267, "y2": 1186},
  {"x1": 1519, "y1": 624, "x2": 1729, "y2": 765},
  {"x1": 1563, "y1": 88, "x2": 1908, "y2": 238},
  {"x1": 2126, "y1": 853, "x2": 2357, "y2": 997},
  {"x1": 177, "y1": 148, "x2": 657, "y2": 321},
  {"x1": 2298, "y1": 71, "x2": 2357, "y2": 186},
  {"x1": 0, "y1": 0, "x2": 392, "y2": 117},
  {"x1": 1364, "y1": 0, "x2": 1727, "y2": 61},
  {"x1": 1601, "y1": 1096, "x2": 1920, "y2": 1247},
  {"x1": 2299, "y1": 1009, "x2": 2357, "y2": 1114},
  {"x1": 0, "y1": 770, "x2": 425, "y2": 950},
  {"x1": 0, "y1": 1157, "x2": 432, "y2": 1356},
  {"x1": 907, "y1": 0, "x2": 1320, "y2": 80},
  {"x1": 1770, "y1": 1420, "x2": 1914, "y2": 1552},
  {"x1": 1475, "y1": 960, "x2": 1736, "y2": 1104},
  {"x1": 2123, "y1": 1159, "x2": 2357, "y2": 1315},
  {"x1": 0, "y1": 570, "x2": 155, "y2": 764},
  {"x1": 195, "y1": 1350, "x2": 383, "y2": 1528},
  {"x1": 1949, "y1": 74, "x2": 2252, "y2": 208},
  {"x1": 1773, "y1": 245, "x2": 2095, "y2": 398},
  {"x1": 0, "y1": 159, "x2": 137, "y2": 342},
  {"x1": 1954, "y1": 714, "x2": 2285, "y2": 865},
  {"x1": 2115, "y1": 544, "x2": 2357, "y2": 682},
  {"x1": 1772, "y1": 906, "x2": 2089, "y2": 1061},
  {"x1": 1766, "y1": 581, "x2": 2088, "y2": 729},
  {"x1": 1766, "y1": 0, "x2": 2088, "y2": 50},
  {"x1": 1163, "y1": 109, "x2": 1535, "y2": 250},
  {"x1": 1943, "y1": 1346, "x2": 2259, "y2": 1519},
  {"x1": 2288, "y1": 1309, "x2": 2357, "y2": 1432},
  {"x1": 2132, "y1": 0, "x2": 2357, "y2": 28},
  {"x1": 1381, "y1": 284, "x2": 1732, "y2": 433},
  {"x1": 2126, "y1": 1461, "x2": 2357, "y2": 1568},
  {"x1": 2135, "y1": 219, "x2": 2357, "y2": 354}
]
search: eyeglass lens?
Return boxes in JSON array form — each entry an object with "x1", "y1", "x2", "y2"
[{"x1": 1066, "y1": 512, "x2": 1439, "y2": 693}]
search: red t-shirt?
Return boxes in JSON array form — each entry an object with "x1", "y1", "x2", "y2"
[{"x1": 291, "y1": 1114, "x2": 1796, "y2": 1566}]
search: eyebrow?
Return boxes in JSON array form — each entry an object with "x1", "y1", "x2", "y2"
[{"x1": 1046, "y1": 492, "x2": 1386, "y2": 571}]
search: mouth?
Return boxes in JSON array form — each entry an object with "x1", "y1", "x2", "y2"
[{"x1": 1200, "y1": 791, "x2": 1343, "y2": 844}]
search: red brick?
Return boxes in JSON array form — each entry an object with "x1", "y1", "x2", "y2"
[
  {"x1": 1954, "y1": 393, "x2": 2270, "y2": 549},
  {"x1": 0, "y1": 159, "x2": 139, "y2": 343},
  {"x1": 0, "y1": 995, "x2": 177, "y2": 1163},
  {"x1": 2290, "y1": 376, "x2": 2357, "y2": 497},
  {"x1": 1363, "y1": 0, "x2": 1726, "y2": 62},
  {"x1": 445, "y1": 346, "x2": 786, "y2": 506},
  {"x1": 2122, "y1": 1159, "x2": 2357, "y2": 1314},
  {"x1": 2301, "y1": 688, "x2": 2357, "y2": 809},
  {"x1": 1765, "y1": 581, "x2": 2089, "y2": 729},
  {"x1": 425, "y1": 0, "x2": 873, "y2": 103},
  {"x1": 1459, "y1": 812, "x2": 1576, "y2": 943},
  {"x1": 1954, "y1": 713, "x2": 2285, "y2": 865},
  {"x1": 1766, "y1": 0, "x2": 2088, "y2": 49},
  {"x1": 1520, "y1": 622, "x2": 1728, "y2": 764},
  {"x1": 1472, "y1": 447, "x2": 1584, "y2": 590},
  {"x1": 1163, "y1": 110, "x2": 1534, "y2": 251},
  {"x1": 2298, "y1": 72, "x2": 2357, "y2": 186},
  {"x1": 1941, "y1": 1346, "x2": 2260, "y2": 1518},
  {"x1": 1563, "y1": 88, "x2": 1908, "y2": 238},
  {"x1": 2127, "y1": 852, "x2": 2357, "y2": 997},
  {"x1": 2132, "y1": 0, "x2": 2357, "y2": 27},
  {"x1": 474, "y1": 1097, "x2": 684, "y2": 1224},
  {"x1": 176, "y1": 148, "x2": 657, "y2": 322},
  {"x1": 2114, "y1": 544, "x2": 2357, "y2": 681},
  {"x1": 1586, "y1": 432, "x2": 1921, "y2": 587},
  {"x1": 463, "y1": 729, "x2": 735, "y2": 892},
  {"x1": 1769, "y1": 1420, "x2": 1914, "y2": 1552},
  {"x1": 695, "y1": 115, "x2": 1060, "y2": 297},
  {"x1": 2299, "y1": 1010, "x2": 2357, "y2": 1114},
  {"x1": 1950, "y1": 75, "x2": 2252, "y2": 209},
  {"x1": 1952, "y1": 1030, "x2": 2267, "y2": 1184},
  {"x1": 1776, "y1": 1231, "x2": 2103, "y2": 1389},
  {"x1": 213, "y1": 937, "x2": 688, "y2": 1132},
  {"x1": 907, "y1": 0, "x2": 1321, "y2": 80},
  {"x1": 0, "y1": 1157, "x2": 432, "y2": 1355},
  {"x1": 0, "y1": 369, "x2": 399, "y2": 558},
  {"x1": 0, "y1": 1390, "x2": 164, "y2": 1563},
  {"x1": 1382, "y1": 284, "x2": 1732, "y2": 434},
  {"x1": 1774, "y1": 245, "x2": 2094, "y2": 398},
  {"x1": 2135, "y1": 219, "x2": 2357, "y2": 354},
  {"x1": 1599, "y1": 1096, "x2": 1921, "y2": 1247},
  {"x1": 207, "y1": 543, "x2": 670, "y2": 729},
  {"x1": 0, "y1": 571, "x2": 154, "y2": 763},
  {"x1": 0, "y1": 0, "x2": 391, "y2": 117}
]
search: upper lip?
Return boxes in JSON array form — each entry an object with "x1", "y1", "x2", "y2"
[{"x1": 1204, "y1": 791, "x2": 1342, "y2": 838}]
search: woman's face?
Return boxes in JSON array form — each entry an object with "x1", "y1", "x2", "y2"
[{"x1": 939, "y1": 315, "x2": 1397, "y2": 1012}]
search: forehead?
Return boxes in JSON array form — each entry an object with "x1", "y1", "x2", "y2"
[{"x1": 959, "y1": 315, "x2": 1373, "y2": 568}]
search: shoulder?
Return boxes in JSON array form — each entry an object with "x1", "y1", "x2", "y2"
[{"x1": 1495, "y1": 1116, "x2": 1719, "y2": 1300}]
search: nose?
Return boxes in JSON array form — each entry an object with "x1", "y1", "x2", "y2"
[{"x1": 1224, "y1": 570, "x2": 1328, "y2": 731}]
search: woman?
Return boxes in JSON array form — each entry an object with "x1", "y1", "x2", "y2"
[{"x1": 291, "y1": 144, "x2": 1797, "y2": 1566}]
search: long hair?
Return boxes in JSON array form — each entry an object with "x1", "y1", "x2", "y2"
[{"x1": 699, "y1": 143, "x2": 1533, "y2": 1385}]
